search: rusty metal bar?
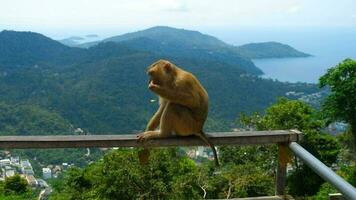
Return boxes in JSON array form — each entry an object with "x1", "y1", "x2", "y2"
[{"x1": 275, "y1": 143, "x2": 289, "y2": 196}]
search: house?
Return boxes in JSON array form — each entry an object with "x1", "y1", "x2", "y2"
[{"x1": 42, "y1": 168, "x2": 52, "y2": 179}]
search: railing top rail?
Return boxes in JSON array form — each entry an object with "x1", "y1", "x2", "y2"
[{"x1": 0, "y1": 130, "x2": 301, "y2": 149}]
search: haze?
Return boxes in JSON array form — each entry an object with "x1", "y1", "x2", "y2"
[{"x1": 1, "y1": 0, "x2": 356, "y2": 39}]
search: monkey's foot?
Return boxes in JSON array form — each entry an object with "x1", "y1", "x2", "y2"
[{"x1": 137, "y1": 131, "x2": 160, "y2": 143}]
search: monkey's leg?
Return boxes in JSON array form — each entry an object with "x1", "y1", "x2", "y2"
[
  {"x1": 137, "y1": 103, "x2": 173, "y2": 142},
  {"x1": 138, "y1": 100, "x2": 168, "y2": 165},
  {"x1": 145, "y1": 99, "x2": 167, "y2": 131},
  {"x1": 140, "y1": 114, "x2": 161, "y2": 164}
]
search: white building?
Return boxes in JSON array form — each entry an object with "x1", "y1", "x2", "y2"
[
  {"x1": 0, "y1": 159, "x2": 11, "y2": 167},
  {"x1": 42, "y1": 168, "x2": 52, "y2": 179},
  {"x1": 22, "y1": 167, "x2": 34, "y2": 175},
  {"x1": 10, "y1": 156, "x2": 20, "y2": 166},
  {"x1": 5, "y1": 169, "x2": 15, "y2": 178},
  {"x1": 62, "y1": 163, "x2": 69, "y2": 170},
  {"x1": 196, "y1": 147, "x2": 208, "y2": 157},
  {"x1": 20, "y1": 159, "x2": 31, "y2": 168}
]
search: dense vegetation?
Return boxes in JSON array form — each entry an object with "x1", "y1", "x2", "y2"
[
  {"x1": 0, "y1": 102, "x2": 73, "y2": 136},
  {"x1": 0, "y1": 175, "x2": 39, "y2": 200},
  {"x1": 319, "y1": 58, "x2": 356, "y2": 158}
]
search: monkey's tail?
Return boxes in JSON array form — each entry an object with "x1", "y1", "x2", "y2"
[{"x1": 198, "y1": 131, "x2": 220, "y2": 167}]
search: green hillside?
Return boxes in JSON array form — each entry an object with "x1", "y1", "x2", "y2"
[
  {"x1": 236, "y1": 42, "x2": 311, "y2": 59},
  {"x1": 78, "y1": 26, "x2": 310, "y2": 63},
  {"x1": 79, "y1": 26, "x2": 262, "y2": 75},
  {"x1": 0, "y1": 102, "x2": 73, "y2": 135},
  {"x1": 104, "y1": 26, "x2": 227, "y2": 48},
  {"x1": 0, "y1": 29, "x2": 318, "y2": 134}
]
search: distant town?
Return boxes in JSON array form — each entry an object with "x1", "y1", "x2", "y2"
[{"x1": 0, "y1": 152, "x2": 70, "y2": 190}]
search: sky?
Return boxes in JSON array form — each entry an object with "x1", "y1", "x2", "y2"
[{"x1": 0, "y1": 0, "x2": 356, "y2": 39}]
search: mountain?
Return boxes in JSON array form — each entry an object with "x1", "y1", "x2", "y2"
[
  {"x1": 0, "y1": 29, "x2": 319, "y2": 134},
  {"x1": 236, "y1": 42, "x2": 311, "y2": 59},
  {"x1": 103, "y1": 26, "x2": 227, "y2": 49},
  {"x1": 78, "y1": 26, "x2": 262, "y2": 75},
  {"x1": 0, "y1": 30, "x2": 87, "y2": 67},
  {"x1": 77, "y1": 26, "x2": 311, "y2": 73}
]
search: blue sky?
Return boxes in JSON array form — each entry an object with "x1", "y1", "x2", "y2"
[{"x1": 1, "y1": 0, "x2": 356, "y2": 39}]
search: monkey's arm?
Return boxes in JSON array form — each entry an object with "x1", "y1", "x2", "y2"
[
  {"x1": 146, "y1": 100, "x2": 166, "y2": 131},
  {"x1": 149, "y1": 83, "x2": 197, "y2": 108}
]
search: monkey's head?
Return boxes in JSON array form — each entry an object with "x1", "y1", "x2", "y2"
[{"x1": 147, "y1": 60, "x2": 177, "y2": 87}]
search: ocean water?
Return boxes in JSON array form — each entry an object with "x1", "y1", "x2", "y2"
[{"x1": 210, "y1": 27, "x2": 356, "y2": 83}]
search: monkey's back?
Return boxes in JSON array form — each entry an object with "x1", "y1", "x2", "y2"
[{"x1": 177, "y1": 69, "x2": 209, "y2": 126}]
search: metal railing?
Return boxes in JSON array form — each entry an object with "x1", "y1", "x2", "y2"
[
  {"x1": 289, "y1": 142, "x2": 356, "y2": 200},
  {"x1": 0, "y1": 130, "x2": 355, "y2": 199}
]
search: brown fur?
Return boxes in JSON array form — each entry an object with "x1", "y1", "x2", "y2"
[{"x1": 137, "y1": 59, "x2": 219, "y2": 166}]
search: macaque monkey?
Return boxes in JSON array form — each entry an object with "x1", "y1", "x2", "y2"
[{"x1": 137, "y1": 59, "x2": 219, "y2": 166}]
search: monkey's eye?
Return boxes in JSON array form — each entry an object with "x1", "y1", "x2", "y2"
[{"x1": 147, "y1": 70, "x2": 154, "y2": 76}]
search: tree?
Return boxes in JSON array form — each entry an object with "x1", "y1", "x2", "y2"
[
  {"x1": 50, "y1": 148, "x2": 206, "y2": 200},
  {"x1": 319, "y1": 58, "x2": 356, "y2": 153},
  {"x1": 206, "y1": 163, "x2": 274, "y2": 199},
  {"x1": 3, "y1": 175, "x2": 28, "y2": 194},
  {"x1": 239, "y1": 98, "x2": 340, "y2": 196}
]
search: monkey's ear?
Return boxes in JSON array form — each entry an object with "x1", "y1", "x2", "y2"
[{"x1": 163, "y1": 62, "x2": 172, "y2": 72}]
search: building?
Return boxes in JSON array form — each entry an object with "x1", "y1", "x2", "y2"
[
  {"x1": 5, "y1": 169, "x2": 15, "y2": 178},
  {"x1": 42, "y1": 168, "x2": 52, "y2": 179},
  {"x1": 62, "y1": 163, "x2": 69, "y2": 170},
  {"x1": 196, "y1": 147, "x2": 208, "y2": 158},
  {"x1": 20, "y1": 159, "x2": 31, "y2": 168},
  {"x1": 10, "y1": 156, "x2": 20, "y2": 166},
  {"x1": 0, "y1": 159, "x2": 11, "y2": 167},
  {"x1": 20, "y1": 159, "x2": 34, "y2": 175},
  {"x1": 22, "y1": 167, "x2": 34, "y2": 175}
]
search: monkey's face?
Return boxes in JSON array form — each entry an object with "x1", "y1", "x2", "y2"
[
  {"x1": 147, "y1": 66, "x2": 164, "y2": 86},
  {"x1": 147, "y1": 60, "x2": 176, "y2": 87}
]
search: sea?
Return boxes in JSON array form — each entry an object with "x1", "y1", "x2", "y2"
[{"x1": 210, "y1": 27, "x2": 356, "y2": 83}]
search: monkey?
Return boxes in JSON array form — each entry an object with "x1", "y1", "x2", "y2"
[{"x1": 137, "y1": 59, "x2": 219, "y2": 166}]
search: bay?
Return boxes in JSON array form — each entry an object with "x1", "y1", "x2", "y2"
[{"x1": 210, "y1": 27, "x2": 356, "y2": 83}]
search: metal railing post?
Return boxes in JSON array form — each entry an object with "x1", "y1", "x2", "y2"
[{"x1": 276, "y1": 143, "x2": 288, "y2": 196}]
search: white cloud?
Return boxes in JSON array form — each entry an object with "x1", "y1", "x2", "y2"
[{"x1": 287, "y1": 5, "x2": 302, "y2": 14}]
